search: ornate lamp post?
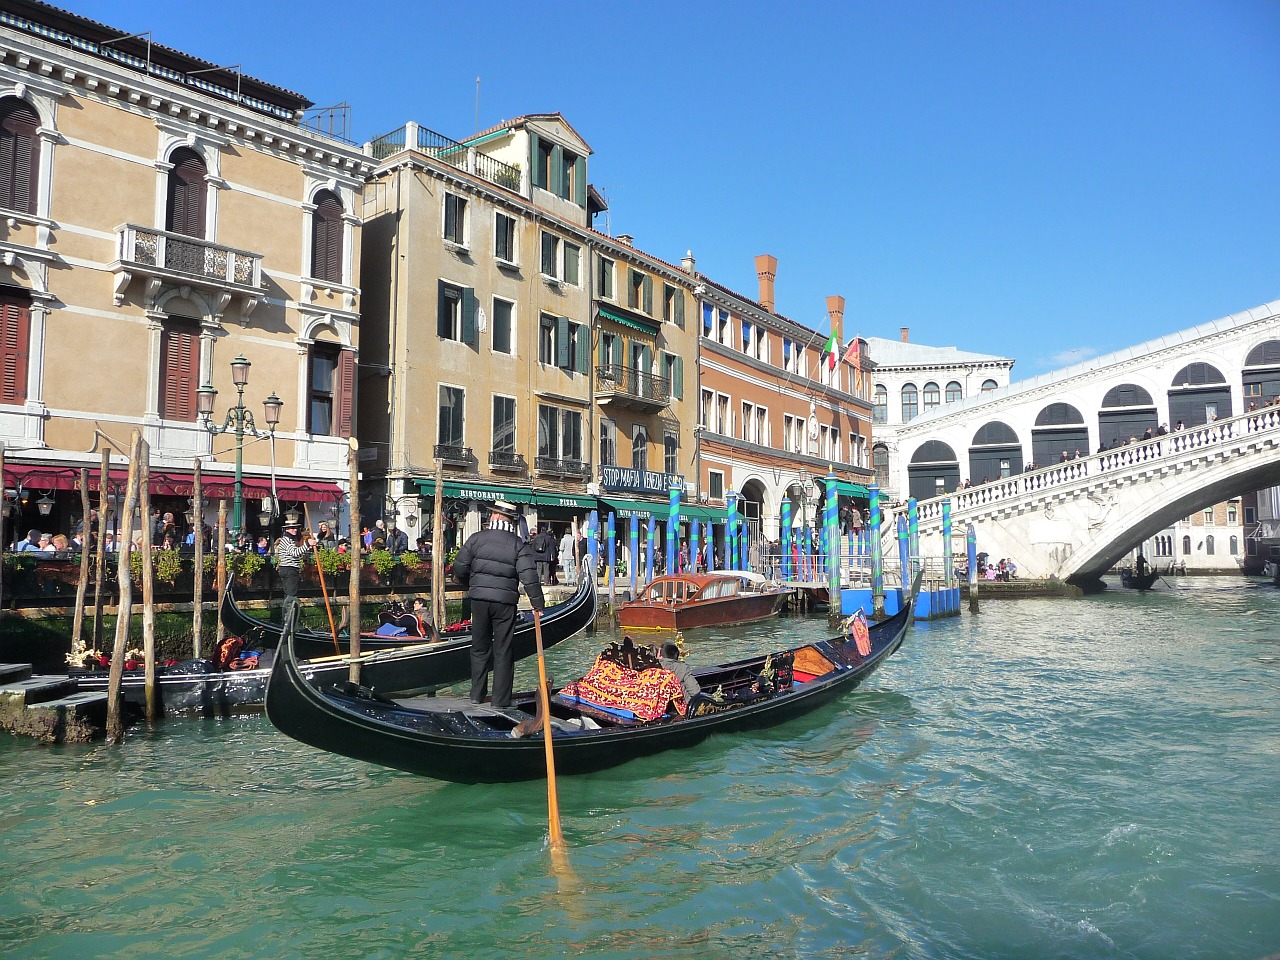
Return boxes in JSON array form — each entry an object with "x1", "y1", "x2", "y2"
[{"x1": 197, "y1": 355, "x2": 283, "y2": 538}]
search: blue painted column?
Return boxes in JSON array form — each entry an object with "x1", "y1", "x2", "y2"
[
  {"x1": 587, "y1": 510, "x2": 598, "y2": 578},
  {"x1": 941, "y1": 499, "x2": 953, "y2": 586},
  {"x1": 706, "y1": 522, "x2": 716, "y2": 571},
  {"x1": 869, "y1": 483, "x2": 885, "y2": 618},
  {"x1": 726, "y1": 492, "x2": 739, "y2": 571},
  {"x1": 666, "y1": 482, "x2": 680, "y2": 575},
  {"x1": 629, "y1": 513, "x2": 639, "y2": 597},
  {"x1": 907, "y1": 497, "x2": 919, "y2": 580},
  {"x1": 739, "y1": 518, "x2": 749, "y2": 571},
  {"x1": 825, "y1": 469, "x2": 840, "y2": 599},
  {"x1": 606, "y1": 511, "x2": 616, "y2": 601},
  {"x1": 645, "y1": 516, "x2": 655, "y2": 585},
  {"x1": 897, "y1": 514, "x2": 910, "y2": 588},
  {"x1": 781, "y1": 498, "x2": 792, "y2": 580}
]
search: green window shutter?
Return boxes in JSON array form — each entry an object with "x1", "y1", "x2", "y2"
[
  {"x1": 437, "y1": 280, "x2": 448, "y2": 339},
  {"x1": 575, "y1": 324, "x2": 589, "y2": 374},
  {"x1": 641, "y1": 344, "x2": 652, "y2": 372},
  {"x1": 574, "y1": 156, "x2": 587, "y2": 206},
  {"x1": 551, "y1": 145, "x2": 564, "y2": 198},
  {"x1": 674, "y1": 290, "x2": 685, "y2": 328},
  {"x1": 674, "y1": 354, "x2": 684, "y2": 399},
  {"x1": 598, "y1": 333, "x2": 609, "y2": 367},
  {"x1": 642, "y1": 275, "x2": 654, "y2": 314},
  {"x1": 612, "y1": 334, "x2": 623, "y2": 366},
  {"x1": 461, "y1": 287, "x2": 477, "y2": 347},
  {"x1": 530, "y1": 133, "x2": 545, "y2": 189},
  {"x1": 557, "y1": 315, "x2": 571, "y2": 368}
]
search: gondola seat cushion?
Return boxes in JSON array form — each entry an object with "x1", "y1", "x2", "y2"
[{"x1": 560, "y1": 655, "x2": 688, "y2": 721}]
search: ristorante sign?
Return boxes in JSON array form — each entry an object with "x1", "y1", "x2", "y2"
[{"x1": 600, "y1": 466, "x2": 684, "y2": 495}]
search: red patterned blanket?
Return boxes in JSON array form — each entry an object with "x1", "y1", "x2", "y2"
[{"x1": 561, "y1": 655, "x2": 688, "y2": 721}]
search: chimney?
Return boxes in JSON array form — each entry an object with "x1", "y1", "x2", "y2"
[
  {"x1": 826, "y1": 295, "x2": 845, "y2": 338},
  {"x1": 682, "y1": 250, "x2": 696, "y2": 275},
  {"x1": 617, "y1": 234, "x2": 633, "y2": 247},
  {"x1": 900, "y1": 326, "x2": 909, "y2": 343},
  {"x1": 754, "y1": 254, "x2": 777, "y2": 312}
]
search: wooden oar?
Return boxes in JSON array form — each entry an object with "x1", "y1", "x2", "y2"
[
  {"x1": 303, "y1": 503, "x2": 341, "y2": 655},
  {"x1": 531, "y1": 610, "x2": 565, "y2": 851}
]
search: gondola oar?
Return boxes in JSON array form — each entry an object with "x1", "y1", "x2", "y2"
[
  {"x1": 531, "y1": 609, "x2": 565, "y2": 852},
  {"x1": 303, "y1": 503, "x2": 341, "y2": 655}
]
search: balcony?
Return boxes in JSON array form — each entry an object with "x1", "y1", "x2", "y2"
[
  {"x1": 595, "y1": 363, "x2": 671, "y2": 413},
  {"x1": 488, "y1": 450, "x2": 528, "y2": 473},
  {"x1": 535, "y1": 456, "x2": 589, "y2": 479},
  {"x1": 112, "y1": 224, "x2": 264, "y2": 320},
  {"x1": 433, "y1": 444, "x2": 474, "y2": 467},
  {"x1": 368, "y1": 123, "x2": 523, "y2": 193}
]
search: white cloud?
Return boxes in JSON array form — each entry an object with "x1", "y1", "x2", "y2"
[{"x1": 1048, "y1": 347, "x2": 1097, "y2": 368}]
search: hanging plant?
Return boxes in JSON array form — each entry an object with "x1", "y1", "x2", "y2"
[
  {"x1": 227, "y1": 551, "x2": 265, "y2": 579},
  {"x1": 153, "y1": 549, "x2": 185, "y2": 585}
]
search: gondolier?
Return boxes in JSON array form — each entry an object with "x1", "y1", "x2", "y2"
[
  {"x1": 275, "y1": 509, "x2": 311, "y2": 614},
  {"x1": 452, "y1": 499, "x2": 545, "y2": 711}
]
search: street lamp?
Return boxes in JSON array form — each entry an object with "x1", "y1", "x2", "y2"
[{"x1": 197, "y1": 355, "x2": 283, "y2": 537}]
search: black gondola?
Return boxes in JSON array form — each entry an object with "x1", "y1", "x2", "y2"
[
  {"x1": 72, "y1": 570, "x2": 596, "y2": 715},
  {"x1": 1119, "y1": 565, "x2": 1159, "y2": 590},
  {"x1": 264, "y1": 599, "x2": 914, "y2": 783}
]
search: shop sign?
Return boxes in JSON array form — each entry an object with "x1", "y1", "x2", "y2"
[{"x1": 600, "y1": 466, "x2": 684, "y2": 495}]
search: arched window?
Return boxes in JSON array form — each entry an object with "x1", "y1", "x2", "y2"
[
  {"x1": 310, "y1": 189, "x2": 344, "y2": 284},
  {"x1": 1229, "y1": 535, "x2": 1238, "y2": 555},
  {"x1": 632, "y1": 425, "x2": 648, "y2": 471},
  {"x1": 166, "y1": 148, "x2": 208, "y2": 239},
  {"x1": 0, "y1": 97, "x2": 40, "y2": 215},
  {"x1": 981, "y1": 379, "x2": 998, "y2": 393},
  {"x1": 901, "y1": 383, "x2": 918, "y2": 422},
  {"x1": 1182, "y1": 535, "x2": 1191, "y2": 555},
  {"x1": 923, "y1": 381, "x2": 940, "y2": 412},
  {"x1": 873, "y1": 444, "x2": 890, "y2": 489},
  {"x1": 1205, "y1": 535, "x2": 1215, "y2": 556},
  {"x1": 945, "y1": 381, "x2": 962, "y2": 403},
  {"x1": 873, "y1": 384, "x2": 888, "y2": 424}
]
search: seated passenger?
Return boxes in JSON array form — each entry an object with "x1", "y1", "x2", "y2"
[{"x1": 659, "y1": 641, "x2": 701, "y2": 703}]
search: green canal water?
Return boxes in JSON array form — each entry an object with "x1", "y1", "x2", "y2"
[{"x1": 2, "y1": 577, "x2": 1278, "y2": 959}]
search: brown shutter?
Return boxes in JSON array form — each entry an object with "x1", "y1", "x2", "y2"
[
  {"x1": 0, "y1": 291, "x2": 31, "y2": 403},
  {"x1": 160, "y1": 320, "x2": 200, "y2": 421},
  {"x1": 311, "y1": 190, "x2": 344, "y2": 284},
  {"x1": 0, "y1": 99, "x2": 40, "y2": 215},
  {"x1": 166, "y1": 149, "x2": 208, "y2": 239},
  {"x1": 336, "y1": 348, "x2": 355, "y2": 438}
]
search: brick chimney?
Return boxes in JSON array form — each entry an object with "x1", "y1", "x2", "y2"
[
  {"x1": 754, "y1": 254, "x2": 777, "y2": 312},
  {"x1": 826, "y1": 295, "x2": 845, "y2": 340},
  {"x1": 900, "y1": 326, "x2": 909, "y2": 343},
  {"x1": 617, "y1": 234, "x2": 633, "y2": 247}
]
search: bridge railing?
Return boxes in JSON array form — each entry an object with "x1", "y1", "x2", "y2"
[{"x1": 914, "y1": 405, "x2": 1280, "y2": 525}]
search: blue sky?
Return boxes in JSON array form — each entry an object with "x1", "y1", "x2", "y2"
[{"x1": 77, "y1": 0, "x2": 1280, "y2": 376}]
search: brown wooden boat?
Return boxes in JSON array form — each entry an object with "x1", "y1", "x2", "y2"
[{"x1": 616, "y1": 571, "x2": 788, "y2": 630}]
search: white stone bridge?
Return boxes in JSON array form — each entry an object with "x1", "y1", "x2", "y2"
[{"x1": 903, "y1": 406, "x2": 1280, "y2": 585}]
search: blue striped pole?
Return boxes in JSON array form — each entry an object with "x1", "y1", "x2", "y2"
[
  {"x1": 629, "y1": 512, "x2": 639, "y2": 597},
  {"x1": 587, "y1": 510, "x2": 598, "y2": 581},
  {"x1": 967, "y1": 521, "x2": 979, "y2": 612},
  {"x1": 645, "y1": 515, "x2": 655, "y2": 584},
  {"x1": 667, "y1": 482, "x2": 680, "y2": 575},
  {"x1": 739, "y1": 518, "x2": 748, "y2": 570},
  {"x1": 907, "y1": 497, "x2": 919, "y2": 580},
  {"x1": 706, "y1": 522, "x2": 715, "y2": 571},
  {"x1": 897, "y1": 514, "x2": 910, "y2": 590},
  {"x1": 941, "y1": 499, "x2": 953, "y2": 585},
  {"x1": 781, "y1": 497, "x2": 792, "y2": 580},
  {"x1": 825, "y1": 469, "x2": 839, "y2": 599},
  {"x1": 870, "y1": 483, "x2": 884, "y2": 618},
  {"x1": 726, "y1": 492, "x2": 739, "y2": 570},
  {"x1": 607, "y1": 511, "x2": 616, "y2": 602}
]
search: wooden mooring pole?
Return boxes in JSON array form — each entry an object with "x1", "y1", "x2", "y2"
[
  {"x1": 431, "y1": 459, "x2": 445, "y2": 633},
  {"x1": 92, "y1": 447, "x2": 110, "y2": 652},
  {"x1": 138, "y1": 438, "x2": 157, "y2": 722},
  {"x1": 347, "y1": 438, "x2": 362, "y2": 683},
  {"x1": 191, "y1": 459, "x2": 204, "y2": 659},
  {"x1": 105, "y1": 429, "x2": 142, "y2": 744},
  {"x1": 71, "y1": 467, "x2": 92, "y2": 650},
  {"x1": 215, "y1": 500, "x2": 228, "y2": 648}
]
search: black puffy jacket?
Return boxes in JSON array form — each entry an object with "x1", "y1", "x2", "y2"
[{"x1": 452, "y1": 527, "x2": 545, "y2": 609}]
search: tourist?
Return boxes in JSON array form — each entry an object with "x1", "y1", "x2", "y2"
[
  {"x1": 559, "y1": 527, "x2": 576, "y2": 585},
  {"x1": 386, "y1": 521, "x2": 408, "y2": 557},
  {"x1": 659, "y1": 640, "x2": 702, "y2": 704},
  {"x1": 531, "y1": 525, "x2": 556, "y2": 585},
  {"x1": 314, "y1": 521, "x2": 336, "y2": 548},
  {"x1": 452, "y1": 499, "x2": 544, "y2": 711}
]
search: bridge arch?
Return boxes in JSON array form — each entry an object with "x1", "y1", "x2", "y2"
[
  {"x1": 1169, "y1": 361, "x2": 1230, "y2": 427},
  {"x1": 1032, "y1": 402, "x2": 1088, "y2": 465},
  {"x1": 1243, "y1": 339, "x2": 1280, "y2": 406},
  {"x1": 968, "y1": 421, "x2": 1022, "y2": 484},
  {"x1": 1098, "y1": 383, "x2": 1158, "y2": 448},
  {"x1": 908, "y1": 440, "x2": 959, "y2": 500}
]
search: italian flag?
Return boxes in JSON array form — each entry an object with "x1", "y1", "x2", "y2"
[{"x1": 823, "y1": 331, "x2": 838, "y2": 370}]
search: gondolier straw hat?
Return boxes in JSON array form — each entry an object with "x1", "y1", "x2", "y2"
[
  {"x1": 282, "y1": 509, "x2": 302, "y2": 528},
  {"x1": 490, "y1": 499, "x2": 518, "y2": 519}
]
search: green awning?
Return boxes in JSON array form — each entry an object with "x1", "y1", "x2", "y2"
[
  {"x1": 597, "y1": 305, "x2": 659, "y2": 335},
  {"x1": 599, "y1": 496, "x2": 659, "y2": 519},
  {"x1": 684, "y1": 504, "x2": 729, "y2": 522},
  {"x1": 836, "y1": 480, "x2": 870, "y2": 500},
  {"x1": 414, "y1": 479, "x2": 594, "y2": 511}
]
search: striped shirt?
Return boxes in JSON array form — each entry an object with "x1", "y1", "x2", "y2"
[{"x1": 274, "y1": 534, "x2": 308, "y2": 568}]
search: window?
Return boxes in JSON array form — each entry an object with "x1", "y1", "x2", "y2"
[
  {"x1": 661, "y1": 351, "x2": 683, "y2": 399},
  {"x1": 443, "y1": 193, "x2": 467, "y2": 246},
  {"x1": 981, "y1": 379, "x2": 999, "y2": 393},
  {"x1": 784, "y1": 414, "x2": 803, "y2": 453},
  {"x1": 310, "y1": 189, "x2": 344, "y2": 284},
  {"x1": 873, "y1": 385, "x2": 888, "y2": 424},
  {"x1": 491, "y1": 298, "x2": 514, "y2": 355},
  {"x1": 629, "y1": 270, "x2": 643, "y2": 311},
  {"x1": 717, "y1": 310, "x2": 730, "y2": 344},
  {"x1": 0, "y1": 97, "x2": 40, "y2": 215},
  {"x1": 1203, "y1": 507, "x2": 1215, "y2": 523},
  {"x1": 535, "y1": 137, "x2": 554, "y2": 191},
  {"x1": 1246, "y1": 506, "x2": 1256, "y2": 524},
  {"x1": 0, "y1": 289, "x2": 30, "y2": 404},
  {"x1": 600, "y1": 418, "x2": 618, "y2": 467},
  {"x1": 538, "y1": 314, "x2": 587, "y2": 372},
  {"x1": 438, "y1": 281, "x2": 477, "y2": 344},
  {"x1": 699, "y1": 388, "x2": 713, "y2": 428},
  {"x1": 901, "y1": 384, "x2": 918, "y2": 422},
  {"x1": 708, "y1": 470, "x2": 724, "y2": 500},
  {"x1": 492, "y1": 395, "x2": 516, "y2": 453},
  {"x1": 716, "y1": 394, "x2": 730, "y2": 435},
  {"x1": 538, "y1": 405, "x2": 582, "y2": 461},
  {"x1": 438, "y1": 385, "x2": 465, "y2": 448},
  {"x1": 564, "y1": 242, "x2": 580, "y2": 287},
  {"x1": 166, "y1": 147, "x2": 207, "y2": 239},
  {"x1": 598, "y1": 256, "x2": 615, "y2": 299},
  {"x1": 632, "y1": 425, "x2": 649, "y2": 471},
  {"x1": 541, "y1": 232, "x2": 560, "y2": 278},
  {"x1": 742, "y1": 320, "x2": 752, "y2": 355},
  {"x1": 494, "y1": 212, "x2": 516, "y2": 263},
  {"x1": 923, "y1": 382, "x2": 940, "y2": 412},
  {"x1": 873, "y1": 445, "x2": 890, "y2": 488},
  {"x1": 664, "y1": 432, "x2": 679, "y2": 474},
  {"x1": 1205, "y1": 535, "x2": 1215, "y2": 555},
  {"x1": 1182, "y1": 535, "x2": 1192, "y2": 555},
  {"x1": 703, "y1": 302, "x2": 713, "y2": 337},
  {"x1": 159, "y1": 318, "x2": 200, "y2": 421},
  {"x1": 946, "y1": 381, "x2": 963, "y2": 403},
  {"x1": 1245, "y1": 382, "x2": 1262, "y2": 398},
  {"x1": 663, "y1": 284, "x2": 684, "y2": 328},
  {"x1": 741, "y1": 402, "x2": 768, "y2": 444},
  {"x1": 307, "y1": 344, "x2": 354, "y2": 437},
  {"x1": 539, "y1": 315, "x2": 556, "y2": 365},
  {"x1": 1230, "y1": 535, "x2": 1239, "y2": 555},
  {"x1": 1227, "y1": 503, "x2": 1238, "y2": 524}
]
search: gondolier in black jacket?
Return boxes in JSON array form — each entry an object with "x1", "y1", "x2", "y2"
[{"x1": 452, "y1": 500, "x2": 545, "y2": 710}]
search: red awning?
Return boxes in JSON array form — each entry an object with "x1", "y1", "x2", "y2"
[{"x1": 3, "y1": 463, "x2": 343, "y2": 503}]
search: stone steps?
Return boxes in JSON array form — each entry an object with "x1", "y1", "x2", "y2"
[{"x1": 0, "y1": 668, "x2": 110, "y2": 743}]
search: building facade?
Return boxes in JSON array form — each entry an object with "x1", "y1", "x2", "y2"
[{"x1": 0, "y1": 0, "x2": 370, "y2": 542}]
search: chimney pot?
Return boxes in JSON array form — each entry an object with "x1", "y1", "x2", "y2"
[
  {"x1": 754, "y1": 254, "x2": 778, "y2": 312},
  {"x1": 900, "y1": 326, "x2": 909, "y2": 343},
  {"x1": 682, "y1": 250, "x2": 696, "y2": 275},
  {"x1": 617, "y1": 234, "x2": 633, "y2": 247}
]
